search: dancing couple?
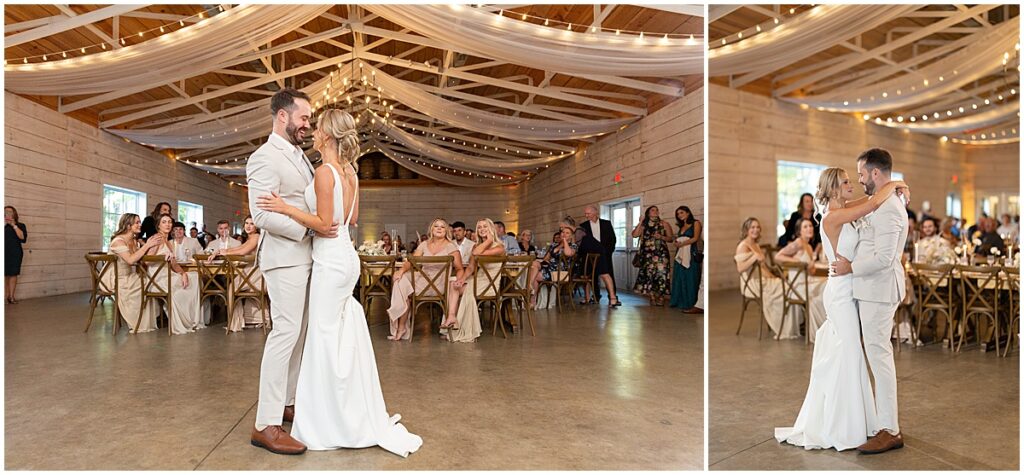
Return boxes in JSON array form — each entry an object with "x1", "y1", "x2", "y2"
[
  {"x1": 775, "y1": 148, "x2": 910, "y2": 454},
  {"x1": 246, "y1": 88, "x2": 422, "y2": 457}
]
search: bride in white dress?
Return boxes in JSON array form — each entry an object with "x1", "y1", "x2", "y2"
[
  {"x1": 256, "y1": 109, "x2": 422, "y2": 457},
  {"x1": 775, "y1": 167, "x2": 907, "y2": 451}
]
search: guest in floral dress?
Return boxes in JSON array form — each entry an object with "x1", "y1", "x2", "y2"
[{"x1": 632, "y1": 206, "x2": 674, "y2": 306}]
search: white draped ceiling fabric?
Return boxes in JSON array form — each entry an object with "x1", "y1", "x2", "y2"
[
  {"x1": 709, "y1": 5, "x2": 920, "y2": 77},
  {"x1": 710, "y1": 4, "x2": 1021, "y2": 144},
  {"x1": 363, "y1": 4, "x2": 703, "y2": 77},
  {"x1": 4, "y1": 5, "x2": 332, "y2": 96},
  {"x1": 5, "y1": 4, "x2": 697, "y2": 185},
  {"x1": 787, "y1": 19, "x2": 1020, "y2": 114}
]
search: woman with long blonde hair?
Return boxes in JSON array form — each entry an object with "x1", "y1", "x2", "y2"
[
  {"x1": 256, "y1": 108, "x2": 422, "y2": 456},
  {"x1": 104, "y1": 213, "x2": 163, "y2": 332},
  {"x1": 386, "y1": 217, "x2": 466, "y2": 340},
  {"x1": 776, "y1": 165, "x2": 907, "y2": 452},
  {"x1": 446, "y1": 218, "x2": 506, "y2": 342}
]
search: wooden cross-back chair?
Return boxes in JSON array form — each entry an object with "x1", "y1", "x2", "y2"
[
  {"x1": 408, "y1": 255, "x2": 453, "y2": 342},
  {"x1": 1002, "y1": 266, "x2": 1020, "y2": 357},
  {"x1": 736, "y1": 263, "x2": 767, "y2": 339},
  {"x1": 473, "y1": 255, "x2": 508, "y2": 338},
  {"x1": 84, "y1": 253, "x2": 120, "y2": 335},
  {"x1": 911, "y1": 263, "x2": 956, "y2": 348},
  {"x1": 538, "y1": 252, "x2": 574, "y2": 312},
  {"x1": 956, "y1": 265, "x2": 1001, "y2": 354},
  {"x1": 571, "y1": 253, "x2": 600, "y2": 306},
  {"x1": 226, "y1": 255, "x2": 268, "y2": 335},
  {"x1": 138, "y1": 255, "x2": 173, "y2": 335},
  {"x1": 194, "y1": 254, "x2": 231, "y2": 328},
  {"x1": 779, "y1": 261, "x2": 809, "y2": 345},
  {"x1": 359, "y1": 255, "x2": 396, "y2": 312},
  {"x1": 500, "y1": 255, "x2": 536, "y2": 337}
]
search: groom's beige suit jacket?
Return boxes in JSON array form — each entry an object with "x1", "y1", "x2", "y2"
[
  {"x1": 246, "y1": 132, "x2": 314, "y2": 270},
  {"x1": 850, "y1": 193, "x2": 909, "y2": 304}
]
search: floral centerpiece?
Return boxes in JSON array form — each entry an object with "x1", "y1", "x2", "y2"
[{"x1": 357, "y1": 240, "x2": 387, "y2": 256}]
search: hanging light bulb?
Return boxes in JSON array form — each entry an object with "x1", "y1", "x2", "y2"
[
  {"x1": 544, "y1": 18, "x2": 549, "y2": 26},
  {"x1": 774, "y1": 17, "x2": 780, "y2": 24},
  {"x1": 160, "y1": 26, "x2": 165, "y2": 33}
]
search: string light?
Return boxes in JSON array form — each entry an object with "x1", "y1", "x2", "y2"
[{"x1": 7, "y1": 4, "x2": 228, "y2": 64}]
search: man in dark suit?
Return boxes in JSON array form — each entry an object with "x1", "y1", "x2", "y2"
[{"x1": 580, "y1": 205, "x2": 617, "y2": 303}]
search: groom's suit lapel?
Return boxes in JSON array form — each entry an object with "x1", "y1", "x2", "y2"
[{"x1": 269, "y1": 136, "x2": 313, "y2": 184}]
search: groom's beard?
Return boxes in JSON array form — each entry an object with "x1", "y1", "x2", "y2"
[
  {"x1": 864, "y1": 180, "x2": 876, "y2": 196},
  {"x1": 284, "y1": 121, "x2": 307, "y2": 146}
]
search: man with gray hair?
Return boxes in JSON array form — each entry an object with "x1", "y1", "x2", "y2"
[{"x1": 580, "y1": 204, "x2": 617, "y2": 304}]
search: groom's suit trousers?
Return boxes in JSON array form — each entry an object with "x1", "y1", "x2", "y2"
[
  {"x1": 859, "y1": 299, "x2": 900, "y2": 434},
  {"x1": 255, "y1": 264, "x2": 312, "y2": 429}
]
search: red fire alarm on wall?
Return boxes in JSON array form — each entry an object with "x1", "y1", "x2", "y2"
[{"x1": 614, "y1": 172, "x2": 622, "y2": 185}]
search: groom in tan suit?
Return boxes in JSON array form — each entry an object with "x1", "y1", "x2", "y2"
[
  {"x1": 833, "y1": 148, "x2": 908, "y2": 455},
  {"x1": 247, "y1": 88, "x2": 338, "y2": 455}
]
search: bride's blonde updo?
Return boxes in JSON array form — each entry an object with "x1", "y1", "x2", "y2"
[
  {"x1": 317, "y1": 109, "x2": 360, "y2": 171},
  {"x1": 815, "y1": 167, "x2": 846, "y2": 209}
]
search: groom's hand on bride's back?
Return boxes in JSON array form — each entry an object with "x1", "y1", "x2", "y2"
[
  {"x1": 830, "y1": 256, "x2": 853, "y2": 276},
  {"x1": 315, "y1": 220, "x2": 340, "y2": 238}
]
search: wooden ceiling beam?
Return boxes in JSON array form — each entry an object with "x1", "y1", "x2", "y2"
[{"x1": 4, "y1": 4, "x2": 145, "y2": 48}]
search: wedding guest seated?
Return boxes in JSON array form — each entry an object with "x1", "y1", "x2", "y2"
[
  {"x1": 105, "y1": 213, "x2": 162, "y2": 332},
  {"x1": 997, "y1": 213, "x2": 1019, "y2": 242},
  {"x1": 385, "y1": 218, "x2": 466, "y2": 341},
  {"x1": 207, "y1": 215, "x2": 264, "y2": 332},
  {"x1": 574, "y1": 227, "x2": 620, "y2": 306},
  {"x1": 170, "y1": 222, "x2": 204, "y2": 261},
  {"x1": 777, "y1": 193, "x2": 820, "y2": 249},
  {"x1": 448, "y1": 218, "x2": 505, "y2": 342},
  {"x1": 452, "y1": 221, "x2": 474, "y2": 266},
  {"x1": 975, "y1": 217, "x2": 1007, "y2": 257},
  {"x1": 190, "y1": 227, "x2": 207, "y2": 248},
  {"x1": 146, "y1": 214, "x2": 203, "y2": 334},
  {"x1": 918, "y1": 217, "x2": 956, "y2": 265},
  {"x1": 205, "y1": 220, "x2": 241, "y2": 253},
  {"x1": 466, "y1": 228, "x2": 476, "y2": 242},
  {"x1": 530, "y1": 224, "x2": 577, "y2": 307},
  {"x1": 517, "y1": 229, "x2": 537, "y2": 254},
  {"x1": 381, "y1": 231, "x2": 395, "y2": 255},
  {"x1": 939, "y1": 217, "x2": 958, "y2": 247},
  {"x1": 494, "y1": 221, "x2": 519, "y2": 254},
  {"x1": 735, "y1": 218, "x2": 793, "y2": 339},
  {"x1": 773, "y1": 217, "x2": 824, "y2": 340}
]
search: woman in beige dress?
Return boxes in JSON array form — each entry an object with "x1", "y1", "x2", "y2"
[
  {"x1": 146, "y1": 214, "x2": 202, "y2": 334},
  {"x1": 207, "y1": 215, "x2": 264, "y2": 332},
  {"x1": 774, "y1": 217, "x2": 827, "y2": 341},
  {"x1": 386, "y1": 218, "x2": 466, "y2": 341},
  {"x1": 734, "y1": 217, "x2": 795, "y2": 339},
  {"x1": 104, "y1": 213, "x2": 163, "y2": 333},
  {"x1": 447, "y1": 218, "x2": 506, "y2": 342}
]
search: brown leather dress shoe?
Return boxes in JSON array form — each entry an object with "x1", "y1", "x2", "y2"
[
  {"x1": 283, "y1": 405, "x2": 295, "y2": 423},
  {"x1": 857, "y1": 430, "x2": 903, "y2": 454},
  {"x1": 251, "y1": 425, "x2": 307, "y2": 455}
]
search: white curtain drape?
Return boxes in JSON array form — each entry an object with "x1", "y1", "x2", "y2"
[
  {"x1": 788, "y1": 19, "x2": 1020, "y2": 113},
  {"x1": 709, "y1": 5, "x2": 918, "y2": 77},
  {"x1": 362, "y1": 62, "x2": 635, "y2": 141},
  {"x1": 362, "y1": 4, "x2": 702, "y2": 78},
  {"x1": 4, "y1": 5, "x2": 332, "y2": 96},
  {"x1": 367, "y1": 111, "x2": 573, "y2": 172},
  {"x1": 372, "y1": 139, "x2": 530, "y2": 187},
  {"x1": 874, "y1": 100, "x2": 1019, "y2": 135}
]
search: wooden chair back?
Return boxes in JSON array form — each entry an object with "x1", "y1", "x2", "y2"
[
  {"x1": 84, "y1": 253, "x2": 119, "y2": 334},
  {"x1": 139, "y1": 255, "x2": 173, "y2": 335}
]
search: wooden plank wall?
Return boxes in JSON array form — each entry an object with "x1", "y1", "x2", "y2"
[
  {"x1": 4, "y1": 92, "x2": 250, "y2": 299},
  {"x1": 707, "y1": 83, "x2": 993, "y2": 291},
  {"x1": 517, "y1": 88, "x2": 704, "y2": 240}
]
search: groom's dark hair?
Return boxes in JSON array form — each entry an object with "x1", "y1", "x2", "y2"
[
  {"x1": 857, "y1": 148, "x2": 893, "y2": 175},
  {"x1": 271, "y1": 88, "x2": 311, "y2": 116}
]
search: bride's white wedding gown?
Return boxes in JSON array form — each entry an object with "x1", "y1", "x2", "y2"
[
  {"x1": 774, "y1": 211, "x2": 881, "y2": 451},
  {"x1": 290, "y1": 163, "x2": 423, "y2": 457}
]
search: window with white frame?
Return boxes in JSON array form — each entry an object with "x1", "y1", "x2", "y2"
[
  {"x1": 177, "y1": 200, "x2": 204, "y2": 232},
  {"x1": 102, "y1": 185, "x2": 147, "y2": 251}
]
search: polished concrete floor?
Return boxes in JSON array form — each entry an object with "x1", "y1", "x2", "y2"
[
  {"x1": 5, "y1": 290, "x2": 702, "y2": 470},
  {"x1": 708, "y1": 290, "x2": 1019, "y2": 471}
]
